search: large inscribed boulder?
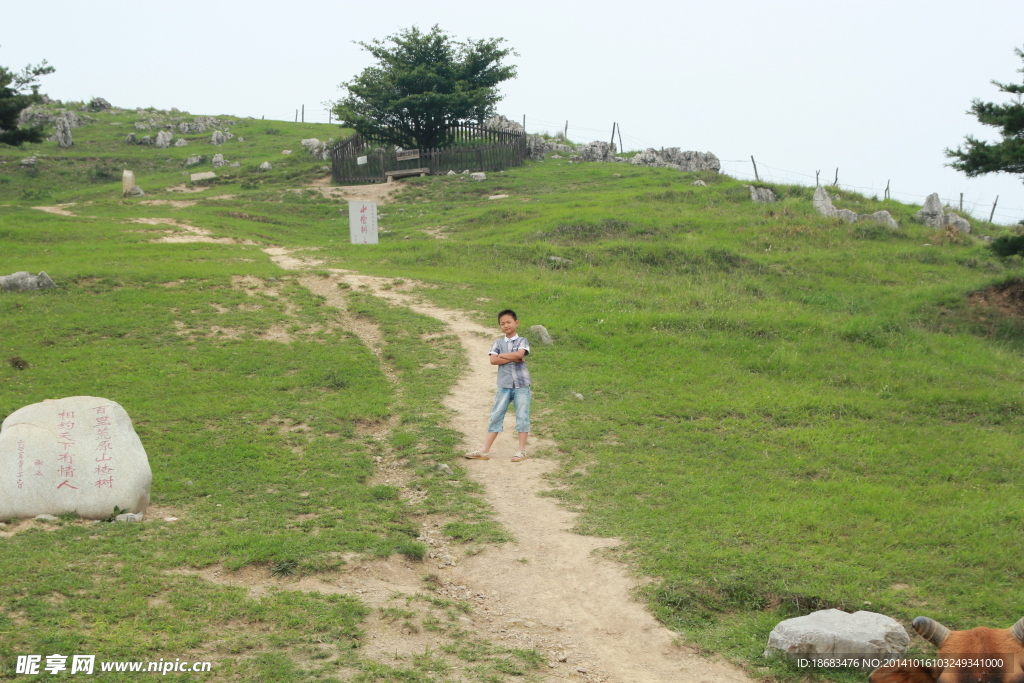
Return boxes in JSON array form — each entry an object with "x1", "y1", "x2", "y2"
[{"x1": 0, "y1": 397, "x2": 152, "y2": 521}]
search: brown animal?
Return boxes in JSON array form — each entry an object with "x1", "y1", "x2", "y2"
[{"x1": 869, "y1": 616, "x2": 1024, "y2": 683}]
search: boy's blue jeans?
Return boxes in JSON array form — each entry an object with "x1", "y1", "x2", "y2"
[{"x1": 487, "y1": 387, "x2": 531, "y2": 433}]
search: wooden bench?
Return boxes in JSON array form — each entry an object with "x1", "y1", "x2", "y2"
[{"x1": 384, "y1": 167, "x2": 429, "y2": 182}]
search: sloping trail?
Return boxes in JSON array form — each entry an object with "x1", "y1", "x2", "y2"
[{"x1": 286, "y1": 253, "x2": 753, "y2": 683}]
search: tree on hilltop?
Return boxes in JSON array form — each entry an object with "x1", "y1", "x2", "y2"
[
  {"x1": 946, "y1": 46, "x2": 1024, "y2": 183},
  {"x1": 0, "y1": 53, "x2": 55, "y2": 146},
  {"x1": 332, "y1": 25, "x2": 517, "y2": 150}
]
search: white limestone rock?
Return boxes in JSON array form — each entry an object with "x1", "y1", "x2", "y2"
[
  {"x1": 212, "y1": 153, "x2": 228, "y2": 168},
  {"x1": 862, "y1": 210, "x2": 899, "y2": 230},
  {"x1": 154, "y1": 130, "x2": 173, "y2": 149},
  {"x1": 471, "y1": 172, "x2": 486, "y2": 181},
  {"x1": 53, "y1": 116, "x2": 73, "y2": 148},
  {"x1": 190, "y1": 171, "x2": 216, "y2": 182},
  {"x1": 916, "y1": 193, "x2": 945, "y2": 228},
  {"x1": 482, "y1": 114, "x2": 524, "y2": 133},
  {"x1": 0, "y1": 272, "x2": 55, "y2": 292},
  {"x1": 184, "y1": 155, "x2": 203, "y2": 167},
  {"x1": 764, "y1": 610, "x2": 909, "y2": 662},
  {"x1": 0, "y1": 397, "x2": 152, "y2": 521},
  {"x1": 211, "y1": 130, "x2": 227, "y2": 145},
  {"x1": 748, "y1": 186, "x2": 776, "y2": 203},
  {"x1": 259, "y1": 161, "x2": 272, "y2": 171},
  {"x1": 174, "y1": 138, "x2": 188, "y2": 147},
  {"x1": 578, "y1": 141, "x2": 618, "y2": 163},
  {"x1": 529, "y1": 325, "x2": 553, "y2": 345}
]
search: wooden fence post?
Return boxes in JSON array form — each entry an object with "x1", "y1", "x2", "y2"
[
  {"x1": 751, "y1": 155, "x2": 759, "y2": 182},
  {"x1": 832, "y1": 168, "x2": 839, "y2": 187},
  {"x1": 302, "y1": 105, "x2": 304, "y2": 123},
  {"x1": 295, "y1": 109, "x2": 298, "y2": 123},
  {"x1": 885, "y1": 180, "x2": 890, "y2": 200},
  {"x1": 990, "y1": 195, "x2": 999, "y2": 223},
  {"x1": 816, "y1": 170, "x2": 820, "y2": 185},
  {"x1": 564, "y1": 120, "x2": 568, "y2": 140},
  {"x1": 610, "y1": 123, "x2": 616, "y2": 150},
  {"x1": 617, "y1": 126, "x2": 623, "y2": 155},
  {"x1": 960, "y1": 193, "x2": 963, "y2": 212}
]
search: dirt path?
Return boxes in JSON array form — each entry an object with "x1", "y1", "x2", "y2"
[{"x1": 274, "y1": 253, "x2": 753, "y2": 683}]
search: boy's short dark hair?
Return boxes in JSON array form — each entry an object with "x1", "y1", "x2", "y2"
[{"x1": 497, "y1": 309, "x2": 517, "y2": 321}]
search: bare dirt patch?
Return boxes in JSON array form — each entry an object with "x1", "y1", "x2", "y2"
[
  {"x1": 262, "y1": 246, "x2": 324, "y2": 269},
  {"x1": 31, "y1": 204, "x2": 78, "y2": 216},
  {"x1": 139, "y1": 200, "x2": 197, "y2": 208},
  {"x1": 165, "y1": 184, "x2": 208, "y2": 193},
  {"x1": 422, "y1": 226, "x2": 450, "y2": 239},
  {"x1": 968, "y1": 279, "x2": 1024, "y2": 317},
  {"x1": 130, "y1": 218, "x2": 259, "y2": 245},
  {"x1": 301, "y1": 180, "x2": 403, "y2": 203}
]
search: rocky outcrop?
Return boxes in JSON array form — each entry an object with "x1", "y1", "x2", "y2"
[
  {"x1": 577, "y1": 141, "x2": 618, "y2": 163},
  {"x1": 174, "y1": 138, "x2": 188, "y2": 147},
  {"x1": 483, "y1": 114, "x2": 524, "y2": 133},
  {"x1": 259, "y1": 162, "x2": 272, "y2": 171},
  {"x1": 209, "y1": 130, "x2": 235, "y2": 145},
  {"x1": 631, "y1": 148, "x2": 721, "y2": 172},
  {"x1": 53, "y1": 116, "x2": 73, "y2": 148},
  {"x1": 916, "y1": 193, "x2": 971, "y2": 233},
  {"x1": 154, "y1": 130, "x2": 173, "y2": 149},
  {"x1": 18, "y1": 107, "x2": 88, "y2": 129},
  {"x1": 813, "y1": 186, "x2": 898, "y2": 229},
  {"x1": 301, "y1": 138, "x2": 331, "y2": 160},
  {"x1": 748, "y1": 186, "x2": 776, "y2": 203},
  {"x1": 184, "y1": 155, "x2": 203, "y2": 167},
  {"x1": 85, "y1": 97, "x2": 112, "y2": 111}
]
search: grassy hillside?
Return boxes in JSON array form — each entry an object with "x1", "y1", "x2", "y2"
[{"x1": 3, "y1": 102, "x2": 1024, "y2": 682}]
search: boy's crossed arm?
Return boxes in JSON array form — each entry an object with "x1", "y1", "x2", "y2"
[{"x1": 490, "y1": 350, "x2": 527, "y2": 365}]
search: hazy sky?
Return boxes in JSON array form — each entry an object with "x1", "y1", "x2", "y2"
[{"x1": 4, "y1": 0, "x2": 1023, "y2": 224}]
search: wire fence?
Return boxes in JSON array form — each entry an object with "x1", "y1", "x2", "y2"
[
  {"x1": 261, "y1": 108, "x2": 1024, "y2": 225},
  {"x1": 520, "y1": 115, "x2": 1023, "y2": 226}
]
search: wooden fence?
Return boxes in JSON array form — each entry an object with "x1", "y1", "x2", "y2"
[{"x1": 330, "y1": 124, "x2": 527, "y2": 185}]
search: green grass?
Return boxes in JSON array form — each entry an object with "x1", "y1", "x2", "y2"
[{"x1": 3, "y1": 101, "x2": 1024, "y2": 681}]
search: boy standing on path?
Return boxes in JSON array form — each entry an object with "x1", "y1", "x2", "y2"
[{"x1": 465, "y1": 309, "x2": 532, "y2": 462}]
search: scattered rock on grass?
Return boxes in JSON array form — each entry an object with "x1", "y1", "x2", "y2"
[
  {"x1": 529, "y1": 325, "x2": 553, "y2": 345},
  {"x1": 259, "y1": 161, "x2": 272, "y2": 171},
  {"x1": 748, "y1": 185, "x2": 776, "y2": 203},
  {"x1": 0, "y1": 272, "x2": 55, "y2": 292},
  {"x1": 916, "y1": 193, "x2": 970, "y2": 232},
  {"x1": 154, "y1": 130, "x2": 173, "y2": 149},
  {"x1": 471, "y1": 172, "x2": 486, "y2": 181},
  {"x1": 764, "y1": 609, "x2": 909, "y2": 662}
]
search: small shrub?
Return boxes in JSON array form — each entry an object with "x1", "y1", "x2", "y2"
[{"x1": 991, "y1": 234, "x2": 1024, "y2": 258}]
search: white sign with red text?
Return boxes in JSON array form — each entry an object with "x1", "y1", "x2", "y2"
[{"x1": 348, "y1": 201, "x2": 378, "y2": 244}]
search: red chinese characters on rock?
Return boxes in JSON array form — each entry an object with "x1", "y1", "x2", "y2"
[
  {"x1": 360, "y1": 204, "x2": 369, "y2": 243},
  {"x1": 55, "y1": 409, "x2": 79, "y2": 490},
  {"x1": 92, "y1": 405, "x2": 114, "y2": 488},
  {"x1": 16, "y1": 439, "x2": 26, "y2": 490}
]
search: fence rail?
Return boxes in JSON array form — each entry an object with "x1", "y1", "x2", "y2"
[{"x1": 330, "y1": 124, "x2": 527, "y2": 185}]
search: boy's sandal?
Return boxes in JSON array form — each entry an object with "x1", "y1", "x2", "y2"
[
  {"x1": 511, "y1": 451, "x2": 527, "y2": 462},
  {"x1": 464, "y1": 451, "x2": 490, "y2": 460}
]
